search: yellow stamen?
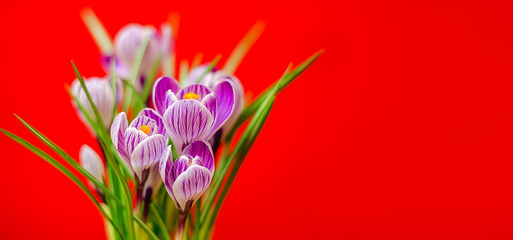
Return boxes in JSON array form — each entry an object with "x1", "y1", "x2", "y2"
[
  {"x1": 189, "y1": 162, "x2": 192, "y2": 164},
  {"x1": 140, "y1": 125, "x2": 150, "y2": 135},
  {"x1": 183, "y1": 92, "x2": 200, "y2": 100}
]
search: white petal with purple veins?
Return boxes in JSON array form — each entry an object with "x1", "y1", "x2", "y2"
[
  {"x1": 152, "y1": 76, "x2": 181, "y2": 115},
  {"x1": 163, "y1": 100, "x2": 214, "y2": 154},
  {"x1": 171, "y1": 165, "x2": 213, "y2": 212},
  {"x1": 182, "y1": 141, "x2": 215, "y2": 173},
  {"x1": 111, "y1": 112, "x2": 130, "y2": 164},
  {"x1": 130, "y1": 134, "x2": 167, "y2": 181}
]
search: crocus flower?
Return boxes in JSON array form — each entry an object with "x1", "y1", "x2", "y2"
[
  {"x1": 110, "y1": 108, "x2": 170, "y2": 184},
  {"x1": 71, "y1": 76, "x2": 115, "y2": 130},
  {"x1": 79, "y1": 144, "x2": 105, "y2": 189},
  {"x1": 187, "y1": 65, "x2": 244, "y2": 134},
  {"x1": 152, "y1": 76, "x2": 235, "y2": 153},
  {"x1": 106, "y1": 23, "x2": 172, "y2": 91},
  {"x1": 159, "y1": 140, "x2": 215, "y2": 213}
]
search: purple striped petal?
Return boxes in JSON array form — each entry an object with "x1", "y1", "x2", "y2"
[
  {"x1": 210, "y1": 80, "x2": 235, "y2": 135},
  {"x1": 124, "y1": 128, "x2": 148, "y2": 159},
  {"x1": 163, "y1": 100, "x2": 214, "y2": 154},
  {"x1": 152, "y1": 76, "x2": 180, "y2": 115},
  {"x1": 137, "y1": 108, "x2": 166, "y2": 136},
  {"x1": 159, "y1": 149, "x2": 175, "y2": 200},
  {"x1": 130, "y1": 134, "x2": 167, "y2": 181},
  {"x1": 182, "y1": 141, "x2": 214, "y2": 173},
  {"x1": 171, "y1": 165, "x2": 213, "y2": 212},
  {"x1": 111, "y1": 112, "x2": 130, "y2": 164},
  {"x1": 201, "y1": 93, "x2": 218, "y2": 124},
  {"x1": 176, "y1": 84, "x2": 212, "y2": 101}
]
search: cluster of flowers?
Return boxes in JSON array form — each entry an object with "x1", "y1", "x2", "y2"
[
  {"x1": 1, "y1": 8, "x2": 320, "y2": 239},
  {"x1": 74, "y1": 23, "x2": 245, "y2": 217}
]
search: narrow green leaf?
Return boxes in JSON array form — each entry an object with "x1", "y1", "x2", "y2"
[
  {"x1": 141, "y1": 58, "x2": 162, "y2": 105},
  {"x1": 72, "y1": 61, "x2": 136, "y2": 239},
  {"x1": 135, "y1": 215, "x2": 160, "y2": 240},
  {"x1": 150, "y1": 203, "x2": 171, "y2": 240},
  {"x1": 123, "y1": 33, "x2": 152, "y2": 112},
  {"x1": 223, "y1": 20, "x2": 266, "y2": 74},
  {"x1": 110, "y1": 57, "x2": 118, "y2": 117},
  {"x1": 225, "y1": 49, "x2": 323, "y2": 141},
  {"x1": 14, "y1": 114, "x2": 125, "y2": 208},
  {"x1": 0, "y1": 129, "x2": 124, "y2": 239},
  {"x1": 80, "y1": 7, "x2": 113, "y2": 54}
]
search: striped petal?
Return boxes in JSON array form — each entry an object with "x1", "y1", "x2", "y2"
[
  {"x1": 163, "y1": 100, "x2": 214, "y2": 154},
  {"x1": 111, "y1": 112, "x2": 130, "y2": 164},
  {"x1": 130, "y1": 134, "x2": 167, "y2": 181},
  {"x1": 71, "y1": 77, "x2": 115, "y2": 130},
  {"x1": 176, "y1": 84, "x2": 212, "y2": 101},
  {"x1": 124, "y1": 128, "x2": 148, "y2": 159},
  {"x1": 210, "y1": 80, "x2": 235, "y2": 135},
  {"x1": 171, "y1": 165, "x2": 212, "y2": 212},
  {"x1": 137, "y1": 108, "x2": 166, "y2": 136},
  {"x1": 152, "y1": 76, "x2": 180, "y2": 115},
  {"x1": 182, "y1": 141, "x2": 214, "y2": 173}
]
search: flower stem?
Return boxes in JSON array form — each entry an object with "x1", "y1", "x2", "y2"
[{"x1": 176, "y1": 213, "x2": 188, "y2": 240}]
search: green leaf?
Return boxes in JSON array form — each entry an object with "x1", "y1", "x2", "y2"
[
  {"x1": 179, "y1": 59, "x2": 189, "y2": 86},
  {"x1": 0, "y1": 129, "x2": 124, "y2": 239},
  {"x1": 199, "y1": 68, "x2": 282, "y2": 228},
  {"x1": 134, "y1": 215, "x2": 160, "y2": 240},
  {"x1": 110, "y1": 57, "x2": 118, "y2": 117},
  {"x1": 225, "y1": 49, "x2": 324, "y2": 141},
  {"x1": 72, "y1": 61, "x2": 136, "y2": 239},
  {"x1": 123, "y1": 32, "x2": 152, "y2": 112},
  {"x1": 13, "y1": 114, "x2": 125, "y2": 208},
  {"x1": 140, "y1": 58, "x2": 162, "y2": 105},
  {"x1": 150, "y1": 203, "x2": 171, "y2": 240},
  {"x1": 223, "y1": 20, "x2": 266, "y2": 74},
  {"x1": 80, "y1": 7, "x2": 113, "y2": 54}
]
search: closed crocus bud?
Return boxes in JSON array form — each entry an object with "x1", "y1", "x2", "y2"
[
  {"x1": 112, "y1": 23, "x2": 172, "y2": 91},
  {"x1": 79, "y1": 144, "x2": 105, "y2": 189},
  {"x1": 187, "y1": 65, "x2": 244, "y2": 135},
  {"x1": 110, "y1": 109, "x2": 170, "y2": 184},
  {"x1": 71, "y1": 77, "x2": 115, "y2": 131},
  {"x1": 159, "y1": 141, "x2": 214, "y2": 213},
  {"x1": 152, "y1": 77, "x2": 235, "y2": 153}
]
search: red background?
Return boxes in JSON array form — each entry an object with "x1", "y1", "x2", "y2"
[{"x1": 1, "y1": 0, "x2": 513, "y2": 239}]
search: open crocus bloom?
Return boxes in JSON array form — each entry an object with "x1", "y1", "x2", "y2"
[
  {"x1": 110, "y1": 109, "x2": 170, "y2": 183},
  {"x1": 152, "y1": 76, "x2": 235, "y2": 153},
  {"x1": 159, "y1": 141, "x2": 214, "y2": 213},
  {"x1": 79, "y1": 144, "x2": 105, "y2": 188},
  {"x1": 187, "y1": 65, "x2": 244, "y2": 134},
  {"x1": 106, "y1": 23, "x2": 172, "y2": 91},
  {"x1": 71, "y1": 76, "x2": 115, "y2": 130}
]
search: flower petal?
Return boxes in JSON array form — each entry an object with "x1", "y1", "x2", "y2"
[
  {"x1": 71, "y1": 77, "x2": 115, "y2": 130},
  {"x1": 163, "y1": 100, "x2": 214, "y2": 154},
  {"x1": 210, "y1": 80, "x2": 235, "y2": 135},
  {"x1": 152, "y1": 76, "x2": 180, "y2": 115},
  {"x1": 137, "y1": 108, "x2": 166, "y2": 136},
  {"x1": 79, "y1": 144, "x2": 105, "y2": 186},
  {"x1": 171, "y1": 165, "x2": 213, "y2": 212},
  {"x1": 130, "y1": 134, "x2": 167, "y2": 181},
  {"x1": 176, "y1": 84, "x2": 212, "y2": 101},
  {"x1": 201, "y1": 93, "x2": 218, "y2": 124},
  {"x1": 111, "y1": 112, "x2": 130, "y2": 163},
  {"x1": 182, "y1": 141, "x2": 214, "y2": 173},
  {"x1": 124, "y1": 128, "x2": 148, "y2": 159}
]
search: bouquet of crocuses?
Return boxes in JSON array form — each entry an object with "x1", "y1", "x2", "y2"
[{"x1": 1, "y1": 8, "x2": 322, "y2": 240}]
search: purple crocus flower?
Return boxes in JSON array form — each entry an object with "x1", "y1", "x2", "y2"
[
  {"x1": 71, "y1": 76, "x2": 115, "y2": 130},
  {"x1": 105, "y1": 23, "x2": 172, "y2": 91},
  {"x1": 110, "y1": 108, "x2": 170, "y2": 184},
  {"x1": 187, "y1": 65, "x2": 244, "y2": 135},
  {"x1": 159, "y1": 140, "x2": 214, "y2": 213},
  {"x1": 152, "y1": 77, "x2": 235, "y2": 153}
]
